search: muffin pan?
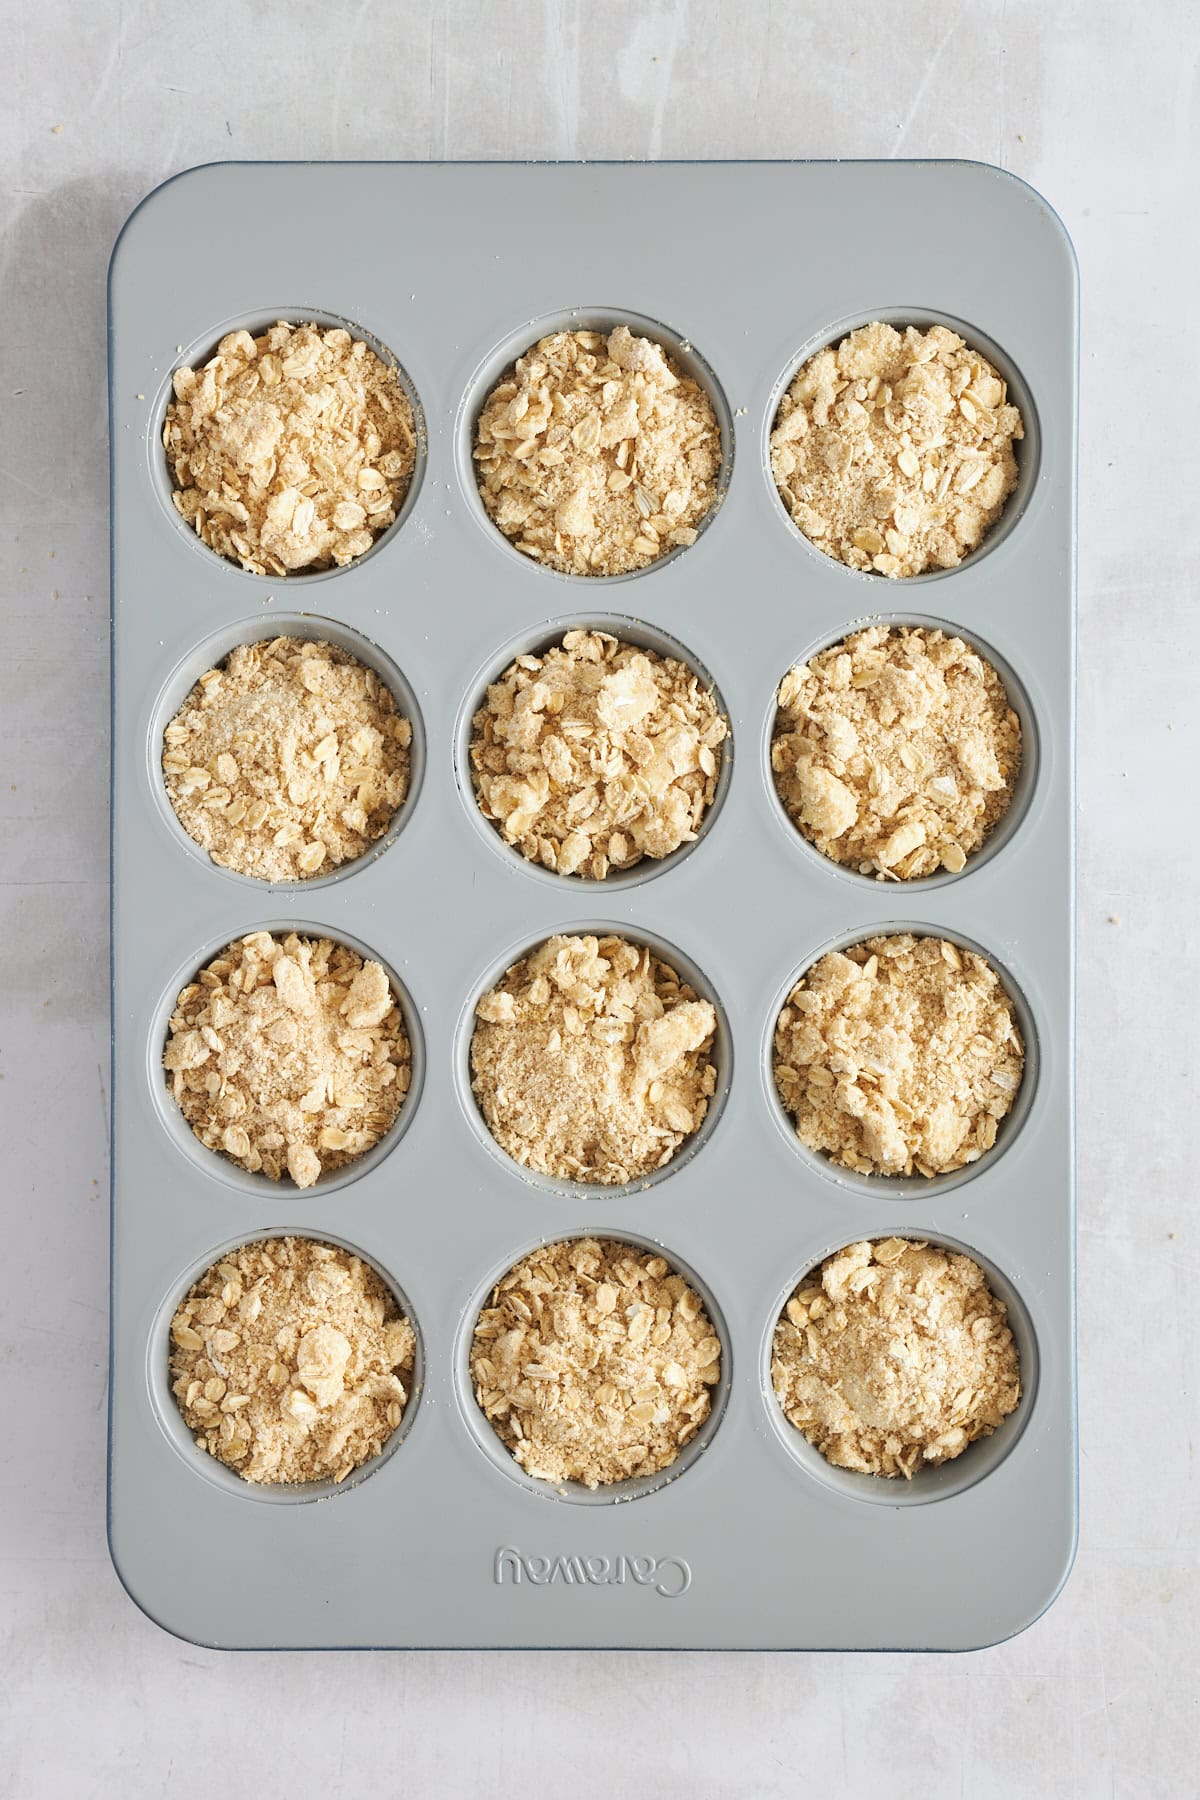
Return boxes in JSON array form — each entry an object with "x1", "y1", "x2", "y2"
[{"x1": 108, "y1": 160, "x2": 1077, "y2": 1650}]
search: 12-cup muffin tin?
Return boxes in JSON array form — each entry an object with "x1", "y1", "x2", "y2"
[{"x1": 107, "y1": 160, "x2": 1077, "y2": 1651}]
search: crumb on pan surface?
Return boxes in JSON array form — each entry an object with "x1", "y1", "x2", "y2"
[
  {"x1": 471, "y1": 1237, "x2": 721, "y2": 1488},
  {"x1": 170, "y1": 1236, "x2": 415, "y2": 1485},
  {"x1": 163, "y1": 931, "x2": 411, "y2": 1188},
  {"x1": 473, "y1": 325, "x2": 722, "y2": 575},
  {"x1": 471, "y1": 933, "x2": 718, "y2": 1184},
  {"x1": 770, "y1": 321, "x2": 1023, "y2": 577},
  {"x1": 163, "y1": 635, "x2": 412, "y2": 881},
  {"x1": 771, "y1": 1237, "x2": 1020, "y2": 1478},
  {"x1": 163, "y1": 321, "x2": 417, "y2": 574},
  {"x1": 773, "y1": 933, "x2": 1024, "y2": 1177},
  {"x1": 772, "y1": 624, "x2": 1021, "y2": 878},
  {"x1": 470, "y1": 628, "x2": 727, "y2": 878}
]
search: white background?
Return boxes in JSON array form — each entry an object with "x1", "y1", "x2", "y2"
[{"x1": 1, "y1": 2, "x2": 1196, "y2": 1794}]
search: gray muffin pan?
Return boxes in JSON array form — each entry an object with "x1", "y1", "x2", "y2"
[{"x1": 108, "y1": 160, "x2": 1077, "y2": 1651}]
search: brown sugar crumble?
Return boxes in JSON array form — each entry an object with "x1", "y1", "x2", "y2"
[
  {"x1": 770, "y1": 322, "x2": 1023, "y2": 577},
  {"x1": 163, "y1": 635, "x2": 412, "y2": 881},
  {"x1": 469, "y1": 628, "x2": 728, "y2": 878},
  {"x1": 772, "y1": 625, "x2": 1021, "y2": 878},
  {"x1": 471, "y1": 933, "x2": 718, "y2": 1185},
  {"x1": 164, "y1": 931, "x2": 411, "y2": 1189},
  {"x1": 473, "y1": 326, "x2": 722, "y2": 575},
  {"x1": 471, "y1": 1237, "x2": 721, "y2": 1487},
  {"x1": 772, "y1": 1238, "x2": 1020, "y2": 1478},
  {"x1": 170, "y1": 1237, "x2": 415, "y2": 1485},
  {"x1": 773, "y1": 934, "x2": 1024, "y2": 1177},
  {"x1": 164, "y1": 322, "x2": 417, "y2": 574}
]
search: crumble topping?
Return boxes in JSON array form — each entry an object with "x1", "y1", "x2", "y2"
[
  {"x1": 471, "y1": 1237, "x2": 721, "y2": 1487},
  {"x1": 471, "y1": 933, "x2": 717, "y2": 1184},
  {"x1": 170, "y1": 1237, "x2": 415, "y2": 1484},
  {"x1": 164, "y1": 321, "x2": 417, "y2": 574},
  {"x1": 771, "y1": 321, "x2": 1023, "y2": 577},
  {"x1": 474, "y1": 325, "x2": 721, "y2": 575},
  {"x1": 470, "y1": 628, "x2": 727, "y2": 878},
  {"x1": 772, "y1": 625, "x2": 1020, "y2": 878},
  {"x1": 772, "y1": 1237, "x2": 1020, "y2": 1477},
  {"x1": 773, "y1": 933, "x2": 1024, "y2": 1177},
  {"x1": 163, "y1": 635, "x2": 412, "y2": 881},
  {"x1": 164, "y1": 931, "x2": 411, "y2": 1188}
]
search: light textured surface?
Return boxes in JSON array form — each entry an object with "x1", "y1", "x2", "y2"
[{"x1": 0, "y1": 1, "x2": 1195, "y2": 1794}]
